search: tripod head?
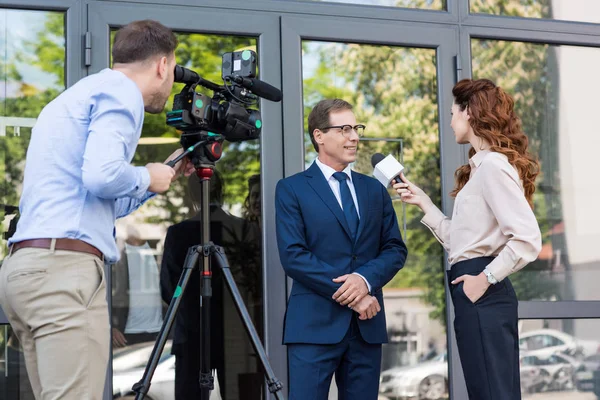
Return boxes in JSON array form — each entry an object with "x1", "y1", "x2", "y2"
[{"x1": 165, "y1": 130, "x2": 224, "y2": 176}]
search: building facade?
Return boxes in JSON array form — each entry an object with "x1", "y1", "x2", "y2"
[{"x1": 1, "y1": 1, "x2": 600, "y2": 399}]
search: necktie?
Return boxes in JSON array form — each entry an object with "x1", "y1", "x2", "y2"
[{"x1": 333, "y1": 172, "x2": 359, "y2": 239}]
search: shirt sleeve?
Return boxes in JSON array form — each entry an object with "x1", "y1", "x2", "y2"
[
  {"x1": 420, "y1": 205, "x2": 452, "y2": 253},
  {"x1": 480, "y1": 157, "x2": 542, "y2": 281},
  {"x1": 81, "y1": 85, "x2": 149, "y2": 200},
  {"x1": 352, "y1": 272, "x2": 372, "y2": 293},
  {"x1": 115, "y1": 192, "x2": 157, "y2": 219}
]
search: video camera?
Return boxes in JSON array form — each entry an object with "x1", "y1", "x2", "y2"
[{"x1": 166, "y1": 50, "x2": 282, "y2": 146}]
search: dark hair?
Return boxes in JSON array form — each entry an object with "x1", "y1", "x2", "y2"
[
  {"x1": 112, "y1": 20, "x2": 178, "y2": 64},
  {"x1": 307, "y1": 99, "x2": 353, "y2": 152},
  {"x1": 451, "y1": 78, "x2": 539, "y2": 207}
]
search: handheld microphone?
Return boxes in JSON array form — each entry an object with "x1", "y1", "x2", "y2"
[
  {"x1": 230, "y1": 76, "x2": 283, "y2": 102},
  {"x1": 371, "y1": 153, "x2": 405, "y2": 187}
]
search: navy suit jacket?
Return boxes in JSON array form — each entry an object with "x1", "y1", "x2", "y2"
[{"x1": 276, "y1": 162, "x2": 408, "y2": 345}]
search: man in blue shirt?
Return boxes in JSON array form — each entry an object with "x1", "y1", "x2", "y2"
[{"x1": 0, "y1": 20, "x2": 192, "y2": 399}]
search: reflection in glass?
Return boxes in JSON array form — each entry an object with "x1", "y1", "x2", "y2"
[
  {"x1": 302, "y1": 40, "x2": 445, "y2": 399},
  {"x1": 519, "y1": 319, "x2": 600, "y2": 397},
  {"x1": 109, "y1": 32, "x2": 262, "y2": 400},
  {"x1": 297, "y1": 0, "x2": 445, "y2": 11},
  {"x1": 1, "y1": 9, "x2": 65, "y2": 259},
  {"x1": 0, "y1": 9, "x2": 65, "y2": 400},
  {"x1": 472, "y1": 39, "x2": 600, "y2": 301},
  {"x1": 470, "y1": 0, "x2": 600, "y2": 24}
]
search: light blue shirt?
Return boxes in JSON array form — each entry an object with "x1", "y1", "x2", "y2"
[
  {"x1": 314, "y1": 158, "x2": 372, "y2": 294},
  {"x1": 10, "y1": 68, "x2": 154, "y2": 262}
]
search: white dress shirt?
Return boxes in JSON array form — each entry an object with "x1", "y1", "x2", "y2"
[
  {"x1": 314, "y1": 158, "x2": 371, "y2": 292},
  {"x1": 421, "y1": 150, "x2": 542, "y2": 282}
]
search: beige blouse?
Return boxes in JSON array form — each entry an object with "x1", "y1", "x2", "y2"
[{"x1": 421, "y1": 150, "x2": 542, "y2": 281}]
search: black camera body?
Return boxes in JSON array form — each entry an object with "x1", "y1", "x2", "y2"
[{"x1": 166, "y1": 50, "x2": 267, "y2": 143}]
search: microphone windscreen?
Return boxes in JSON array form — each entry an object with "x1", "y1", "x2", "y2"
[
  {"x1": 371, "y1": 153, "x2": 385, "y2": 168},
  {"x1": 372, "y1": 154, "x2": 404, "y2": 188}
]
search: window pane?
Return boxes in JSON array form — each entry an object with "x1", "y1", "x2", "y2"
[
  {"x1": 292, "y1": 0, "x2": 445, "y2": 10},
  {"x1": 109, "y1": 32, "x2": 263, "y2": 400},
  {"x1": 0, "y1": 9, "x2": 65, "y2": 399},
  {"x1": 520, "y1": 319, "x2": 600, "y2": 397},
  {"x1": 302, "y1": 40, "x2": 447, "y2": 399},
  {"x1": 470, "y1": 0, "x2": 600, "y2": 24},
  {"x1": 471, "y1": 39, "x2": 600, "y2": 302}
]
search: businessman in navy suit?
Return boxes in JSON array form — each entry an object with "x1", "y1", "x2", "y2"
[{"x1": 275, "y1": 99, "x2": 408, "y2": 399}]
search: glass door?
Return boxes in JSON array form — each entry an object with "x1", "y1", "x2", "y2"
[
  {"x1": 87, "y1": 3, "x2": 283, "y2": 399},
  {"x1": 281, "y1": 14, "x2": 461, "y2": 400},
  {"x1": 0, "y1": 2, "x2": 84, "y2": 398}
]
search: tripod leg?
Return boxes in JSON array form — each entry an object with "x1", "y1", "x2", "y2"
[
  {"x1": 213, "y1": 250, "x2": 285, "y2": 400},
  {"x1": 199, "y1": 252, "x2": 213, "y2": 400},
  {"x1": 133, "y1": 247, "x2": 200, "y2": 400}
]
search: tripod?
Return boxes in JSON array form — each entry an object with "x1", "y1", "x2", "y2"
[{"x1": 132, "y1": 134, "x2": 284, "y2": 400}]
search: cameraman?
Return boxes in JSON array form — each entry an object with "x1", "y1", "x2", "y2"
[{"x1": 0, "y1": 20, "x2": 193, "y2": 400}]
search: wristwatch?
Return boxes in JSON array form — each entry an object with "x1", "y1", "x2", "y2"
[{"x1": 483, "y1": 268, "x2": 498, "y2": 285}]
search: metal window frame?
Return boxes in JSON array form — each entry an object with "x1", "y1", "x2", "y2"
[
  {"x1": 0, "y1": 0, "x2": 85, "y2": 87},
  {"x1": 0, "y1": 0, "x2": 85, "y2": 328},
  {"x1": 2, "y1": 1, "x2": 600, "y2": 399},
  {"x1": 280, "y1": 12, "x2": 466, "y2": 398},
  {"x1": 86, "y1": 3, "x2": 285, "y2": 398}
]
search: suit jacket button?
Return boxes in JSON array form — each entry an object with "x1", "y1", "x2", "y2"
[{"x1": 352, "y1": 255, "x2": 357, "y2": 260}]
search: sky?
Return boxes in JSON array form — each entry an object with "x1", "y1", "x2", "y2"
[{"x1": 1, "y1": 9, "x2": 64, "y2": 98}]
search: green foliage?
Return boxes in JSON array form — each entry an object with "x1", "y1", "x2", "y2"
[
  {"x1": 134, "y1": 33, "x2": 259, "y2": 224},
  {"x1": 303, "y1": 41, "x2": 446, "y2": 324},
  {"x1": 1, "y1": 11, "x2": 65, "y2": 254},
  {"x1": 472, "y1": 35, "x2": 561, "y2": 300},
  {"x1": 1, "y1": 13, "x2": 260, "y2": 243},
  {"x1": 471, "y1": 0, "x2": 550, "y2": 19}
]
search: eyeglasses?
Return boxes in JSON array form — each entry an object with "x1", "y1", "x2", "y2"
[{"x1": 320, "y1": 124, "x2": 366, "y2": 138}]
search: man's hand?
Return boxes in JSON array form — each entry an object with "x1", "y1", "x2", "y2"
[
  {"x1": 112, "y1": 328, "x2": 127, "y2": 348},
  {"x1": 165, "y1": 148, "x2": 195, "y2": 180},
  {"x1": 451, "y1": 273, "x2": 490, "y2": 303},
  {"x1": 332, "y1": 274, "x2": 369, "y2": 306},
  {"x1": 146, "y1": 163, "x2": 176, "y2": 193},
  {"x1": 352, "y1": 296, "x2": 381, "y2": 320}
]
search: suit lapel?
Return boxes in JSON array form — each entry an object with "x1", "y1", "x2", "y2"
[
  {"x1": 352, "y1": 171, "x2": 369, "y2": 242},
  {"x1": 305, "y1": 162, "x2": 352, "y2": 240}
]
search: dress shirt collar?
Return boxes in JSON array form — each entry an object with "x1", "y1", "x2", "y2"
[
  {"x1": 469, "y1": 149, "x2": 492, "y2": 170},
  {"x1": 315, "y1": 157, "x2": 353, "y2": 183}
]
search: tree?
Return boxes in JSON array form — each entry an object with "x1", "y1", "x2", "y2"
[
  {"x1": 302, "y1": 40, "x2": 446, "y2": 323},
  {"x1": 2, "y1": 14, "x2": 262, "y2": 255},
  {"x1": 302, "y1": 0, "x2": 561, "y2": 327}
]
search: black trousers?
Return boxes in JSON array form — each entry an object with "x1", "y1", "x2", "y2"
[{"x1": 448, "y1": 257, "x2": 521, "y2": 400}]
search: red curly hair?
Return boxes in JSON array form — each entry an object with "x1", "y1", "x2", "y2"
[{"x1": 450, "y1": 79, "x2": 539, "y2": 207}]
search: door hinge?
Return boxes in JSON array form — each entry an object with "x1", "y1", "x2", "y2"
[
  {"x1": 84, "y1": 32, "x2": 92, "y2": 67},
  {"x1": 454, "y1": 55, "x2": 462, "y2": 82}
]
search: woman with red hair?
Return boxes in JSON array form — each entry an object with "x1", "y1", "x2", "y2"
[{"x1": 394, "y1": 78, "x2": 542, "y2": 399}]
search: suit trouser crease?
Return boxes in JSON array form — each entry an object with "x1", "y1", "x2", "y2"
[
  {"x1": 287, "y1": 316, "x2": 382, "y2": 400},
  {"x1": 449, "y1": 256, "x2": 521, "y2": 400},
  {"x1": 0, "y1": 247, "x2": 110, "y2": 400}
]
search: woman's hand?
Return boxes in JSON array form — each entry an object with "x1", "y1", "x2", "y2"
[
  {"x1": 392, "y1": 172, "x2": 434, "y2": 213},
  {"x1": 451, "y1": 273, "x2": 490, "y2": 303}
]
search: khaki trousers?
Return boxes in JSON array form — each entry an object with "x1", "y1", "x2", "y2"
[{"x1": 0, "y1": 245, "x2": 109, "y2": 400}]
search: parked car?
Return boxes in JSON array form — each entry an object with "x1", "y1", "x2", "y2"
[
  {"x1": 112, "y1": 341, "x2": 222, "y2": 400},
  {"x1": 112, "y1": 341, "x2": 175, "y2": 400},
  {"x1": 575, "y1": 353, "x2": 600, "y2": 392},
  {"x1": 379, "y1": 352, "x2": 449, "y2": 400},
  {"x1": 520, "y1": 353, "x2": 577, "y2": 392},
  {"x1": 520, "y1": 356, "x2": 545, "y2": 394},
  {"x1": 519, "y1": 329, "x2": 599, "y2": 360}
]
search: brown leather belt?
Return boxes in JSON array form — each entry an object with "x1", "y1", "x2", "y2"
[{"x1": 11, "y1": 238, "x2": 103, "y2": 260}]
